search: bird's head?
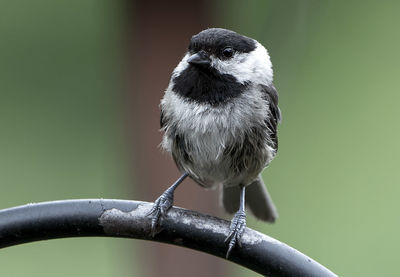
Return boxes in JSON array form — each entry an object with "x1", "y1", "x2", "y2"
[{"x1": 170, "y1": 28, "x2": 273, "y2": 105}]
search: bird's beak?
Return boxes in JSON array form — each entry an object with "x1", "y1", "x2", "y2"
[{"x1": 187, "y1": 50, "x2": 211, "y2": 67}]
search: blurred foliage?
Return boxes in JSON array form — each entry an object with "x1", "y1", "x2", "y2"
[
  {"x1": 218, "y1": 0, "x2": 400, "y2": 276},
  {"x1": 0, "y1": 0, "x2": 134, "y2": 276}
]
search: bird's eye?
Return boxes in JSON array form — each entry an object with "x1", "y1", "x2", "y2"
[{"x1": 222, "y1": 47, "x2": 234, "y2": 58}]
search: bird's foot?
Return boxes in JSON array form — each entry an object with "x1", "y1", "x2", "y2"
[
  {"x1": 147, "y1": 190, "x2": 174, "y2": 237},
  {"x1": 225, "y1": 210, "x2": 246, "y2": 258}
]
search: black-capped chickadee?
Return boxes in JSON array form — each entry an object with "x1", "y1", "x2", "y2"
[{"x1": 148, "y1": 28, "x2": 281, "y2": 258}]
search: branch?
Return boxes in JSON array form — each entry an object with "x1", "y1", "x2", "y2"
[{"x1": 0, "y1": 199, "x2": 336, "y2": 277}]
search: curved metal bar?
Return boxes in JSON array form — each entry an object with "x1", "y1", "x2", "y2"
[{"x1": 0, "y1": 199, "x2": 337, "y2": 277}]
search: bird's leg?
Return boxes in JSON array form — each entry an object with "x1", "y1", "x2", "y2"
[
  {"x1": 147, "y1": 173, "x2": 188, "y2": 237},
  {"x1": 225, "y1": 185, "x2": 247, "y2": 259}
]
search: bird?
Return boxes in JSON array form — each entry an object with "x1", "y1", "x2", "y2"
[{"x1": 147, "y1": 28, "x2": 281, "y2": 258}]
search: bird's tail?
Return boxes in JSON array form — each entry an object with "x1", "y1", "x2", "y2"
[{"x1": 221, "y1": 176, "x2": 278, "y2": 223}]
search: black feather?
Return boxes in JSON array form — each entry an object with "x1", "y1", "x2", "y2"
[
  {"x1": 172, "y1": 66, "x2": 249, "y2": 105},
  {"x1": 188, "y1": 28, "x2": 256, "y2": 58},
  {"x1": 160, "y1": 109, "x2": 165, "y2": 128}
]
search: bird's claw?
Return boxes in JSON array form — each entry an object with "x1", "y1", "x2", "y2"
[
  {"x1": 225, "y1": 210, "x2": 246, "y2": 259},
  {"x1": 147, "y1": 192, "x2": 174, "y2": 237}
]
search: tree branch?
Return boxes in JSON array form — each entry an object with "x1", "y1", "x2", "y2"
[{"x1": 0, "y1": 199, "x2": 336, "y2": 277}]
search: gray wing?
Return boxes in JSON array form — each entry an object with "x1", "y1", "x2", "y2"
[{"x1": 261, "y1": 84, "x2": 281, "y2": 150}]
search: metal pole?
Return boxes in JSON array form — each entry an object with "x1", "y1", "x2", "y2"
[{"x1": 0, "y1": 199, "x2": 337, "y2": 277}]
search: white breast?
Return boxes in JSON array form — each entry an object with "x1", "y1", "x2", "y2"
[{"x1": 161, "y1": 85, "x2": 274, "y2": 187}]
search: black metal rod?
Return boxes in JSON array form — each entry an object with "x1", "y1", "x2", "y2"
[{"x1": 0, "y1": 199, "x2": 337, "y2": 277}]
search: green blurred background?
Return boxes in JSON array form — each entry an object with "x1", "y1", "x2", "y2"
[{"x1": 1, "y1": 0, "x2": 399, "y2": 276}]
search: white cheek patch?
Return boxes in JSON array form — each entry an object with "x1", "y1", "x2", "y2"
[
  {"x1": 210, "y1": 42, "x2": 273, "y2": 86},
  {"x1": 171, "y1": 52, "x2": 190, "y2": 79}
]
